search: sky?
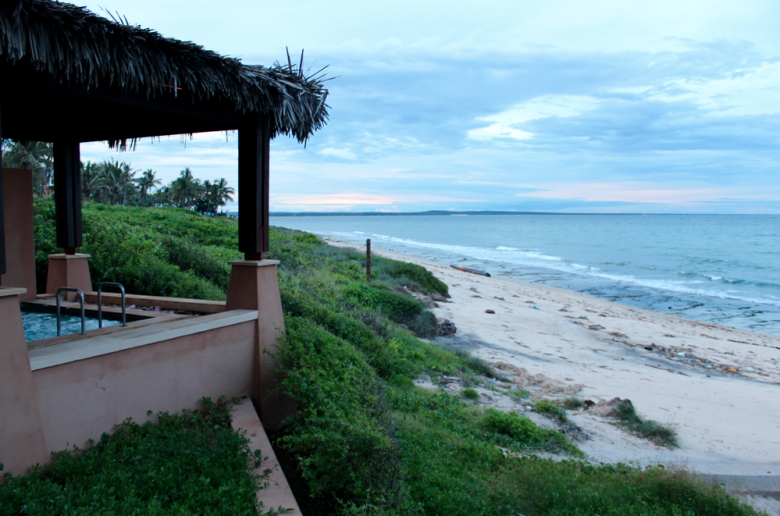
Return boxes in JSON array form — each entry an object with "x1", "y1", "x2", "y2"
[{"x1": 78, "y1": 0, "x2": 780, "y2": 214}]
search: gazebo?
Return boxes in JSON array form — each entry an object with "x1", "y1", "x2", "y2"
[{"x1": 0, "y1": 0, "x2": 328, "y2": 492}]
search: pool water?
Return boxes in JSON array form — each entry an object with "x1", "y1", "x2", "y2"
[{"x1": 22, "y1": 311, "x2": 121, "y2": 342}]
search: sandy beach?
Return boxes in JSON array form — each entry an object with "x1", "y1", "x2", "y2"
[{"x1": 327, "y1": 238, "x2": 780, "y2": 471}]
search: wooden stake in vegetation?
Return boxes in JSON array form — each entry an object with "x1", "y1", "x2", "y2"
[{"x1": 366, "y1": 239, "x2": 371, "y2": 283}]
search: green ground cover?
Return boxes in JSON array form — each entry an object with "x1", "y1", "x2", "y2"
[
  {"x1": 0, "y1": 398, "x2": 275, "y2": 515},
  {"x1": 22, "y1": 202, "x2": 757, "y2": 515}
]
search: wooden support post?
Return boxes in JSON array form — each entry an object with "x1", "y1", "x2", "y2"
[
  {"x1": 0, "y1": 104, "x2": 6, "y2": 275},
  {"x1": 238, "y1": 114, "x2": 271, "y2": 260},
  {"x1": 366, "y1": 238, "x2": 371, "y2": 282},
  {"x1": 53, "y1": 142, "x2": 82, "y2": 252}
]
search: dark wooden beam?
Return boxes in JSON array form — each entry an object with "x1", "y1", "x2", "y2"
[
  {"x1": 53, "y1": 142, "x2": 82, "y2": 252},
  {"x1": 0, "y1": 102, "x2": 6, "y2": 275},
  {"x1": 237, "y1": 114, "x2": 271, "y2": 259}
]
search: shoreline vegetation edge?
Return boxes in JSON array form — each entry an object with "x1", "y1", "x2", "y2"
[{"x1": 323, "y1": 236, "x2": 780, "y2": 474}]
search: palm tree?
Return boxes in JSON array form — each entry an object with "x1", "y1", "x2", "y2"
[
  {"x1": 213, "y1": 178, "x2": 235, "y2": 211},
  {"x1": 98, "y1": 160, "x2": 136, "y2": 205},
  {"x1": 81, "y1": 161, "x2": 104, "y2": 202},
  {"x1": 2, "y1": 140, "x2": 54, "y2": 195},
  {"x1": 117, "y1": 162, "x2": 137, "y2": 206},
  {"x1": 170, "y1": 167, "x2": 203, "y2": 208},
  {"x1": 135, "y1": 169, "x2": 161, "y2": 206},
  {"x1": 151, "y1": 185, "x2": 174, "y2": 207},
  {"x1": 194, "y1": 178, "x2": 235, "y2": 215}
]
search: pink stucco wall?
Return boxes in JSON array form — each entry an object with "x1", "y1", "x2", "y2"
[
  {"x1": 2, "y1": 261, "x2": 289, "y2": 483},
  {"x1": 0, "y1": 290, "x2": 49, "y2": 474},
  {"x1": 32, "y1": 319, "x2": 258, "y2": 452},
  {"x1": 226, "y1": 259, "x2": 293, "y2": 430},
  {"x1": 0, "y1": 169, "x2": 37, "y2": 300}
]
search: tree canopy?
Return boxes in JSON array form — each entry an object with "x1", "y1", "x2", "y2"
[{"x1": 1, "y1": 139, "x2": 235, "y2": 215}]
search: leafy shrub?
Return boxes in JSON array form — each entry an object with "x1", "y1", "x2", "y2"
[
  {"x1": 562, "y1": 396, "x2": 585, "y2": 410},
  {"x1": 277, "y1": 317, "x2": 404, "y2": 513},
  {"x1": 406, "y1": 309, "x2": 438, "y2": 338},
  {"x1": 0, "y1": 398, "x2": 267, "y2": 515},
  {"x1": 382, "y1": 261, "x2": 448, "y2": 295},
  {"x1": 293, "y1": 232, "x2": 322, "y2": 245},
  {"x1": 160, "y1": 237, "x2": 232, "y2": 291},
  {"x1": 343, "y1": 283, "x2": 424, "y2": 323},
  {"x1": 510, "y1": 389, "x2": 532, "y2": 400},
  {"x1": 481, "y1": 408, "x2": 579, "y2": 455},
  {"x1": 461, "y1": 388, "x2": 480, "y2": 399},
  {"x1": 445, "y1": 346, "x2": 497, "y2": 378},
  {"x1": 486, "y1": 457, "x2": 756, "y2": 516},
  {"x1": 533, "y1": 400, "x2": 570, "y2": 424},
  {"x1": 33, "y1": 200, "x2": 233, "y2": 299},
  {"x1": 612, "y1": 399, "x2": 679, "y2": 448}
]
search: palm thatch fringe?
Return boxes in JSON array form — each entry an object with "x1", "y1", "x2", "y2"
[{"x1": 0, "y1": 0, "x2": 329, "y2": 144}]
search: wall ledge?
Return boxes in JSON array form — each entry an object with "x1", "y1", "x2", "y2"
[
  {"x1": 231, "y1": 399, "x2": 301, "y2": 515},
  {"x1": 29, "y1": 309, "x2": 258, "y2": 371},
  {"x1": 0, "y1": 286, "x2": 26, "y2": 298}
]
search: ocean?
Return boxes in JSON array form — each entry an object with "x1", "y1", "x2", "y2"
[{"x1": 269, "y1": 214, "x2": 780, "y2": 336}]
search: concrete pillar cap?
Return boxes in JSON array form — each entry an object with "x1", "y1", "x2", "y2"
[
  {"x1": 227, "y1": 259, "x2": 280, "y2": 267},
  {"x1": 0, "y1": 287, "x2": 27, "y2": 298},
  {"x1": 47, "y1": 253, "x2": 91, "y2": 260}
]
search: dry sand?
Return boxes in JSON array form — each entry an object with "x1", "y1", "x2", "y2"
[{"x1": 327, "y1": 238, "x2": 780, "y2": 471}]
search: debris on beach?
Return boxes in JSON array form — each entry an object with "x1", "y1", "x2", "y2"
[
  {"x1": 493, "y1": 362, "x2": 584, "y2": 397},
  {"x1": 639, "y1": 343, "x2": 745, "y2": 376},
  {"x1": 451, "y1": 265, "x2": 491, "y2": 277}
]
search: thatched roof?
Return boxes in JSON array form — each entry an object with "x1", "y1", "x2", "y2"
[{"x1": 0, "y1": 0, "x2": 329, "y2": 143}]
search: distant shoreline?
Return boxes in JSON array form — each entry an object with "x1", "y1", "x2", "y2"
[{"x1": 263, "y1": 211, "x2": 763, "y2": 217}]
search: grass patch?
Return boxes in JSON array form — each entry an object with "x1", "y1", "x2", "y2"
[
  {"x1": 375, "y1": 260, "x2": 449, "y2": 296},
  {"x1": 444, "y1": 346, "x2": 497, "y2": 379},
  {"x1": 562, "y1": 396, "x2": 585, "y2": 410},
  {"x1": 0, "y1": 398, "x2": 274, "y2": 515},
  {"x1": 612, "y1": 399, "x2": 679, "y2": 448},
  {"x1": 510, "y1": 389, "x2": 532, "y2": 400},
  {"x1": 533, "y1": 399, "x2": 570, "y2": 424},
  {"x1": 461, "y1": 388, "x2": 480, "y2": 399},
  {"x1": 480, "y1": 408, "x2": 582, "y2": 457}
]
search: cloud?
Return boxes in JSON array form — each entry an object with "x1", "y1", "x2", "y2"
[
  {"x1": 319, "y1": 147, "x2": 357, "y2": 160},
  {"x1": 276, "y1": 193, "x2": 397, "y2": 206},
  {"x1": 515, "y1": 182, "x2": 780, "y2": 204},
  {"x1": 72, "y1": 1, "x2": 780, "y2": 214},
  {"x1": 468, "y1": 95, "x2": 602, "y2": 141}
]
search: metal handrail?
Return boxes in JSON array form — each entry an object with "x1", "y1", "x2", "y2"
[
  {"x1": 56, "y1": 287, "x2": 86, "y2": 336},
  {"x1": 98, "y1": 282, "x2": 127, "y2": 328}
]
